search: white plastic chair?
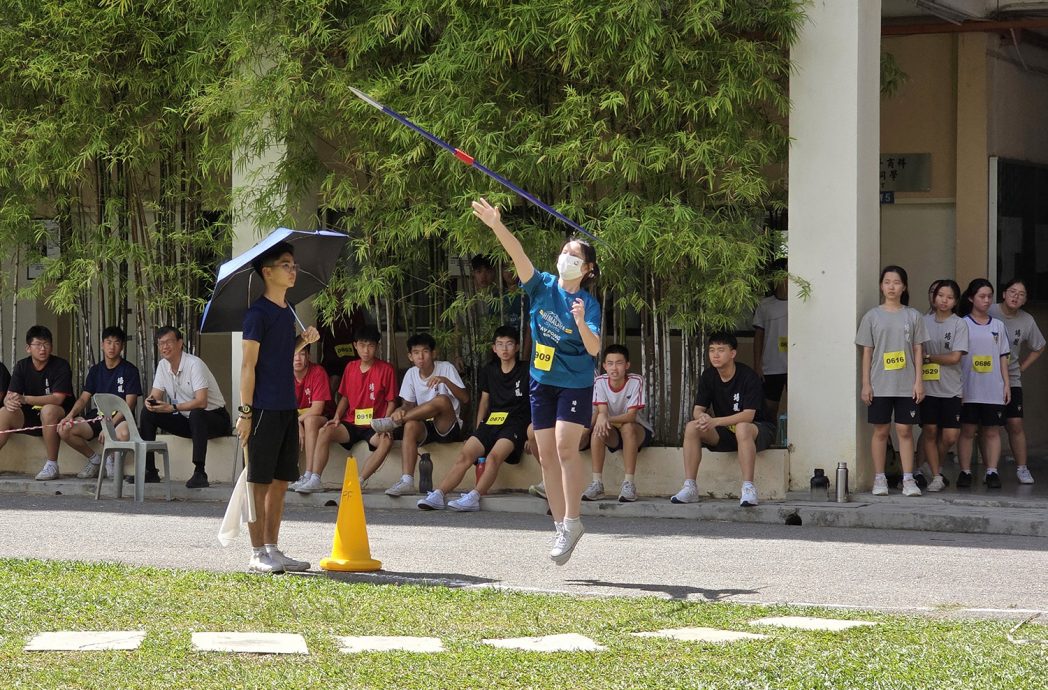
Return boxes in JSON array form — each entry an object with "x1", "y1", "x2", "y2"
[{"x1": 92, "y1": 393, "x2": 172, "y2": 502}]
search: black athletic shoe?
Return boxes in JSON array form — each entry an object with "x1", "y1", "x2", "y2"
[
  {"x1": 185, "y1": 471, "x2": 209, "y2": 489},
  {"x1": 125, "y1": 469, "x2": 162, "y2": 484},
  {"x1": 985, "y1": 472, "x2": 1002, "y2": 489},
  {"x1": 956, "y1": 471, "x2": 973, "y2": 488},
  {"x1": 914, "y1": 472, "x2": 929, "y2": 490}
]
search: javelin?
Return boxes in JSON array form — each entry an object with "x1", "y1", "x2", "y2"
[{"x1": 349, "y1": 86, "x2": 600, "y2": 244}]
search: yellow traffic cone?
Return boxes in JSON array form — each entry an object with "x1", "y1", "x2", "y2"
[{"x1": 319, "y1": 456, "x2": 382, "y2": 572}]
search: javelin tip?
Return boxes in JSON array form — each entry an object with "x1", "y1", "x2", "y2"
[{"x1": 349, "y1": 86, "x2": 384, "y2": 110}]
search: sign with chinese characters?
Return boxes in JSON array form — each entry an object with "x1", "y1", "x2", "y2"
[{"x1": 880, "y1": 153, "x2": 931, "y2": 192}]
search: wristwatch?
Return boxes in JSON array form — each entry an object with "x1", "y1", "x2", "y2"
[{"x1": 238, "y1": 404, "x2": 253, "y2": 415}]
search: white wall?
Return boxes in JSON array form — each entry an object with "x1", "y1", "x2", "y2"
[{"x1": 879, "y1": 202, "x2": 957, "y2": 309}]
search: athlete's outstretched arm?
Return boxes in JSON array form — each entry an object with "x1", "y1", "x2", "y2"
[{"x1": 472, "y1": 198, "x2": 534, "y2": 285}]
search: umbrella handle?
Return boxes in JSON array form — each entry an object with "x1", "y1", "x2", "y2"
[{"x1": 289, "y1": 305, "x2": 307, "y2": 332}]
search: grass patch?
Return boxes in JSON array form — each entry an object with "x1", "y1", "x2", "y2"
[{"x1": 0, "y1": 559, "x2": 1045, "y2": 689}]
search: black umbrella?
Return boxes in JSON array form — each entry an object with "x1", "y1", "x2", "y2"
[{"x1": 200, "y1": 228, "x2": 349, "y2": 333}]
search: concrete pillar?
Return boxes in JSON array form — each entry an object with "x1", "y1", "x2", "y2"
[
  {"x1": 788, "y1": 1, "x2": 882, "y2": 490},
  {"x1": 955, "y1": 32, "x2": 990, "y2": 285}
]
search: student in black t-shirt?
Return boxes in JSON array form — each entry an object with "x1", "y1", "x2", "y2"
[
  {"x1": 417, "y1": 325, "x2": 531, "y2": 513},
  {"x1": 0, "y1": 325, "x2": 75, "y2": 480},
  {"x1": 58, "y1": 326, "x2": 143, "y2": 480},
  {"x1": 236, "y1": 241, "x2": 319, "y2": 575},
  {"x1": 670, "y1": 331, "x2": 775, "y2": 508}
]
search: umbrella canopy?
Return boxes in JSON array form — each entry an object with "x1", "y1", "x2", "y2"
[{"x1": 200, "y1": 227, "x2": 349, "y2": 333}]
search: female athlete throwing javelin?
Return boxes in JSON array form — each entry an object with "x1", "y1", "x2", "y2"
[{"x1": 472, "y1": 198, "x2": 601, "y2": 565}]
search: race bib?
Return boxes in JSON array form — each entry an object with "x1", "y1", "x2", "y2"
[
  {"x1": 486, "y1": 412, "x2": 508, "y2": 426},
  {"x1": 883, "y1": 351, "x2": 906, "y2": 371},
  {"x1": 334, "y1": 343, "x2": 356, "y2": 358},
  {"x1": 354, "y1": 408, "x2": 374, "y2": 426},
  {"x1": 778, "y1": 336, "x2": 788, "y2": 353},
  {"x1": 921, "y1": 363, "x2": 940, "y2": 381},
  {"x1": 534, "y1": 343, "x2": 555, "y2": 372},
  {"x1": 972, "y1": 356, "x2": 993, "y2": 374}
]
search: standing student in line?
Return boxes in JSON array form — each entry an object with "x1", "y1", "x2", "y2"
[
  {"x1": 919, "y1": 280, "x2": 968, "y2": 492},
  {"x1": 752, "y1": 259, "x2": 789, "y2": 420},
  {"x1": 856, "y1": 265, "x2": 929, "y2": 497},
  {"x1": 472, "y1": 197, "x2": 601, "y2": 566},
  {"x1": 957, "y1": 279, "x2": 1011, "y2": 489},
  {"x1": 989, "y1": 278, "x2": 1044, "y2": 485}
]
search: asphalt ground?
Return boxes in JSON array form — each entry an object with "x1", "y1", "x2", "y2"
[{"x1": 2, "y1": 493, "x2": 1045, "y2": 620}]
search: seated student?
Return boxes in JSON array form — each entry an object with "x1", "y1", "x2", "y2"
[
  {"x1": 298, "y1": 325, "x2": 396, "y2": 493},
  {"x1": 371, "y1": 332, "x2": 469, "y2": 496},
  {"x1": 418, "y1": 325, "x2": 531, "y2": 512},
  {"x1": 0, "y1": 326, "x2": 74, "y2": 480},
  {"x1": 579, "y1": 344, "x2": 653, "y2": 503},
  {"x1": 58, "y1": 326, "x2": 142, "y2": 480},
  {"x1": 290, "y1": 344, "x2": 332, "y2": 487},
  {"x1": 139, "y1": 326, "x2": 230, "y2": 488},
  {"x1": 671, "y1": 331, "x2": 775, "y2": 507}
]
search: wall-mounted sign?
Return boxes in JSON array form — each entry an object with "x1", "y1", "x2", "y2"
[
  {"x1": 880, "y1": 153, "x2": 931, "y2": 192},
  {"x1": 26, "y1": 219, "x2": 61, "y2": 281}
]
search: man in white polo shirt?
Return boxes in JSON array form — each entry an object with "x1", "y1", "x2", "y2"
[{"x1": 138, "y1": 326, "x2": 230, "y2": 488}]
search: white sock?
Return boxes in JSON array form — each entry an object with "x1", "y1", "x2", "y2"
[
  {"x1": 563, "y1": 516, "x2": 581, "y2": 530},
  {"x1": 252, "y1": 546, "x2": 266, "y2": 556},
  {"x1": 742, "y1": 481, "x2": 755, "y2": 489},
  {"x1": 88, "y1": 453, "x2": 101, "y2": 465},
  {"x1": 45, "y1": 459, "x2": 58, "y2": 468},
  {"x1": 624, "y1": 473, "x2": 635, "y2": 483},
  {"x1": 402, "y1": 474, "x2": 413, "y2": 483},
  {"x1": 986, "y1": 469, "x2": 998, "y2": 476},
  {"x1": 466, "y1": 489, "x2": 479, "y2": 499},
  {"x1": 875, "y1": 472, "x2": 887, "y2": 481},
  {"x1": 264, "y1": 543, "x2": 278, "y2": 552},
  {"x1": 311, "y1": 472, "x2": 321, "y2": 481},
  {"x1": 592, "y1": 472, "x2": 602, "y2": 483},
  {"x1": 903, "y1": 473, "x2": 913, "y2": 481},
  {"x1": 684, "y1": 478, "x2": 697, "y2": 487}
]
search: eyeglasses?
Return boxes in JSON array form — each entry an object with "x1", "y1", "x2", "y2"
[
  {"x1": 267, "y1": 262, "x2": 299, "y2": 273},
  {"x1": 28, "y1": 341, "x2": 50, "y2": 349},
  {"x1": 1006, "y1": 289, "x2": 1027, "y2": 298},
  {"x1": 493, "y1": 341, "x2": 517, "y2": 350},
  {"x1": 156, "y1": 338, "x2": 180, "y2": 347}
]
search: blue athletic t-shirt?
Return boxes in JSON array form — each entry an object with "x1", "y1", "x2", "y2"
[
  {"x1": 243, "y1": 296, "x2": 297, "y2": 410},
  {"x1": 522, "y1": 271, "x2": 600, "y2": 389},
  {"x1": 84, "y1": 359, "x2": 142, "y2": 417}
]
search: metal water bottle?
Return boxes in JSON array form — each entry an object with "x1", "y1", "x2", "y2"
[
  {"x1": 835, "y1": 462, "x2": 849, "y2": 503},
  {"x1": 418, "y1": 453, "x2": 433, "y2": 493}
]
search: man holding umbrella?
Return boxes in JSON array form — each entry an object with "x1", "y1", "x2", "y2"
[{"x1": 237, "y1": 241, "x2": 320, "y2": 574}]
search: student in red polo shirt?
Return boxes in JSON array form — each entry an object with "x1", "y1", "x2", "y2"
[
  {"x1": 290, "y1": 345, "x2": 332, "y2": 490},
  {"x1": 297, "y1": 325, "x2": 396, "y2": 493}
]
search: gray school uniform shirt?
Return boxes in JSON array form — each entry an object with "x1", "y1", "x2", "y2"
[
  {"x1": 988, "y1": 304, "x2": 1046, "y2": 388},
  {"x1": 855, "y1": 305, "x2": 929, "y2": 398},
  {"x1": 921, "y1": 313, "x2": 969, "y2": 399}
]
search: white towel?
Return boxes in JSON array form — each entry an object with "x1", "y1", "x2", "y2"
[{"x1": 217, "y1": 467, "x2": 255, "y2": 546}]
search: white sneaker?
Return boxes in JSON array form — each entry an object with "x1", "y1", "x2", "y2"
[
  {"x1": 902, "y1": 478, "x2": 922, "y2": 497},
  {"x1": 550, "y1": 522, "x2": 564, "y2": 547},
  {"x1": 528, "y1": 482, "x2": 547, "y2": 499},
  {"x1": 739, "y1": 484, "x2": 759, "y2": 507},
  {"x1": 266, "y1": 547, "x2": 309, "y2": 572},
  {"x1": 618, "y1": 480, "x2": 637, "y2": 502},
  {"x1": 670, "y1": 482, "x2": 699, "y2": 504},
  {"x1": 76, "y1": 461, "x2": 100, "y2": 479},
  {"x1": 385, "y1": 476, "x2": 415, "y2": 496},
  {"x1": 247, "y1": 551, "x2": 284, "y2": 574},
  {"x1": 1017, "y1": 465, "x2": 1035, "y2": 485},
  {"x1": 872, "y1": 475, "x2": 889, "y2": 496},
  {"x1": 549, "y1": 519, "x2": 585, "y2": 565},
  {"x1": 288, "y1": 473, "x2": 309, "y2": 491},
  {"x1": 417, "y1": 490, "x2": 446, "y2": 510},
  {"x1": 581, "y1": 479, "x2": 604, "y2": 501},
  {"x1": 295, "y1": 475, "x2": 324, "y2": 494},
  {"x1": 35, "y1": 461, "x2": 60, "y2": 481},
  {"x1": 927, "y1": 475, "x2": 946, "y2": 492},
  {"x1": 448, "y1": 491, "x2": 480, "y2": 512}
]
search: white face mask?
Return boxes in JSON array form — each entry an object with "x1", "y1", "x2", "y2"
[{"x1": 557, "y1": 253, "x2": 585, "y2": 281}]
